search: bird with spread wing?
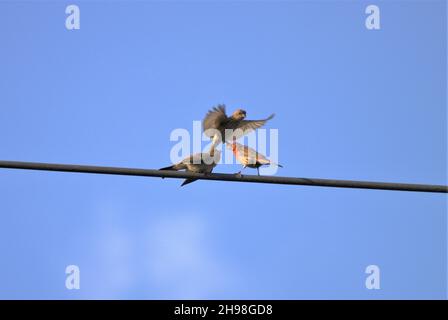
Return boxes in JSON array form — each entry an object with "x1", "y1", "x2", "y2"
[{"x1": 202, "y1": 104, "x2": 274, "y2": 156}]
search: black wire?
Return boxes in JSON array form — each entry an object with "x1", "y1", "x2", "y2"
[{"x1": 0, "y1": 160, "x2": 446, "y2": 193}]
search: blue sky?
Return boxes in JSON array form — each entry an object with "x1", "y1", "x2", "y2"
[{"x1": 0, "y1": 0, "x2": 446, "y2": 299}]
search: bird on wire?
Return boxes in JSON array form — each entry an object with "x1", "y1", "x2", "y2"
[
  {"x1": 160, "y1": 150, "x2": 221, "y2": 186},
  {"x1": 202, "y1": 104, "x2": 274, "y2": 156},
  {"x1": 228, "y1": 141, "x2": 283, "y2": 176}
]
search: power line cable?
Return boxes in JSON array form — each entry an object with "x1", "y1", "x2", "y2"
[{"x1": 0, "y1": 160, "x2": 446, "y2": 193}]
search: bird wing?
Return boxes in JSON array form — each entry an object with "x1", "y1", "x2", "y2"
[
  {"x1": 184, "y1": 153, "x2": 204, "y2": 165},
  {"x1": 225, "y1": 114, "x2": 275, "y2": 141},
  {"x1": 234, "y1": 143, "x2": 259, "y2": 165},
  {"x1": 203, "y1": 105, "x2": 227, "y2": 136}
]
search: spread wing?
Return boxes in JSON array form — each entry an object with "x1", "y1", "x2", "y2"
[
  {"x1": 225, "y1": 114, "x2": 275, "y2": 141},
  {"x1": 203, "y1": 105, "x2": 228, "y2": 136}
]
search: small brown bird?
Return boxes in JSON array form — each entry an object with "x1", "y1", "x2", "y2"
[
  {"x1": 160, "y1": 150, "x2": 221, "y2": 186},
  {"x1": 228, "y1": 141, "x2": 282, "y2": 176},
  {"x1": 203, "y1": 105, "x2": 274, "y2": 155}
]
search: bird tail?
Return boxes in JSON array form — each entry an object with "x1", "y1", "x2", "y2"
[
  {"x1": 259, "y1": 158, "x2": 283, "y2": 168},
  {"x1": 160, "y1": 163, "x2": 186, "y2": 171},
  {"x1": 181, "y1": 178, "x2": 198, "y2": 187},
  {"x1": 160, "y1": 165, "x2": 175, "y2": 171},
  {"x1": 269, "y1": 161, "x2": 283, "y2": 168}
]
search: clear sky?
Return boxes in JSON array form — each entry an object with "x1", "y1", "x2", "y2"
[{"x1": 0, "y1": 0, "x2": 446, "y2": 299}]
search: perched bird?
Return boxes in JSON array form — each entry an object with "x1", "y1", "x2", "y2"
[
  {"x1": 160, "y1": 150, "x2": 221, "y2": 186},
  {"x1": 203, "y1": 105, "x2": 274, "y2": 155},
  {"x1": 228, "y1": 141, "x2": 282, "y2": 176}
]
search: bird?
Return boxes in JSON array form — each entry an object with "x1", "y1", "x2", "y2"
[
  {"x1": 203, "y1": 105, "x2": 274, "y2": 156},
  {"x1": 160, "y1": 150, "x2": 221, "y2": 186},
  {"x1": 228, "y1": 141, "x2": 282, "y2": 176}
]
